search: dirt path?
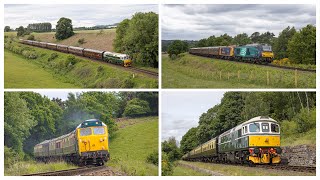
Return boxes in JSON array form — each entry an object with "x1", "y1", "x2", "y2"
[{"x1": 177, "y1": 162, "x2": 224, "y2": 176}]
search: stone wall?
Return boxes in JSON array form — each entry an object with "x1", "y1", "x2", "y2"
[{"x1": 281, "y1": 144, "x2": 316, "y2": 167}]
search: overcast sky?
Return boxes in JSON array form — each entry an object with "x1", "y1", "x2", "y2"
[
  {"x1": 37, "y1": 91, "x2": 77, "y2": 101},
  {"x1": 4, "y1": 4, "x2": 158, "y2": 29},
  {"x1": 162, "y1": 4, "x2": 316, "y2": 40},
  {"x1": 162, "y1": 91, "x2": 225, "y2": 142}
]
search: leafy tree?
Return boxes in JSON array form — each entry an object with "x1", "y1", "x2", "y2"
[
  {"x1": 17, "y1": 26, "x2": 25, "y2": 37},
  {"x1": 273, "y1": 26, "x2": 296, "y2": 59},
  {"x1": 113, "y1": 19, "x2": 130, "y2": 53},
  {"x1": 4, "y1": 26, "x2": 11, "y2": 32},
  {"x1": 4, "y1": 92, "x2": 35, "y2": 154},
  {"x1": 55, "y1": 17, "x2": 74, "y2": 40},
  {"x1": 233, "y1": 33, "x2": 251, "y2": 45},
  {"x1": 167, "y1": 40, "x2": 188, "y2": 58},
  {"x1": 196, "y1": 38, "x2": 208, "y2": 47},
  {"x1": 288, "y1": 24, "x2": 316, "y2": 64},
  {"x1": 162, "y1": 137, "x2": 182, "y2": 162},
  {"x1": 180, "y1": 127, "x2": 199, "y2": 154},
  {"x1": 123, "y1": 98, "x2": 151, "y2": 117}
]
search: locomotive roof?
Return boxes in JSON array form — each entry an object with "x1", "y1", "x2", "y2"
[{"x1": 103, "y1": 51, "x2": 129, "y2": 57}]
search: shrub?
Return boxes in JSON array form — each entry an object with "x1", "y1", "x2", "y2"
[
  {"x1": 27, "y1": 35, "x2": 35, "y2": 40},
  {"x1": 65, "y1": 55, "x2": 79, "y2": 66},
  {"x1": 22, "y1": 50, "x2": 38, "y2": 59},
  {"x1": 280, "y1": 120, "x2": 298, "y2": 137},
  {"x1": 78, "y1": 38, "x2": 85, "y2": 44},
  {"x1": 293, "y1": 107, "x2": 316, "y2": 133},
  {"x1": 121, "y1": 77, "x2": 135, "y2": 88},
  {"x1": 146, "y1": 151, "x2": 158, "y2": 166},
  {"x1": 161, "y1": 152, "x2": 173, "y2": 176},
  {"x1": 123, "y1": 98, "x2": 151, "y2": 117},
  {"x1": 48, "y1": 53, "x2": 58, "y2": 61},
  {"x1": 4, "y1": 146, "x2": 23, "y2": 168}
]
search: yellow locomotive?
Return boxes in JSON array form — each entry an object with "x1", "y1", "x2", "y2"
[
  {"x1": 34, "y1": 119, "x2": 110, "y2": 166},
  {"x1": 182, "y1": 116, "x2": 282, "y2": 165}
]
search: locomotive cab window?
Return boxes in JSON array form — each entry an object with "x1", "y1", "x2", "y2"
[
  {"x1": 249, "y1": 123, "x2": 260, "y2": 132},
  {"x1": 80, "y1": 128, "x2": 92, "y2": 136},
  {"x1": 271, "y1": 123, "x2": 280, "y2": 133},
  {"x1": 93, "y1": 127, "x2": 105, "y2": 135},
  {"x1": 261, "y1": 123, "x2": 270, "y2": 132}
]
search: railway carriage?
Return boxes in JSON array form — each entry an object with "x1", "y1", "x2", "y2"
[
  {"x1": 47, "y1": 43, "x2": 57, "y2": 50},
  {"x1": 83, "y1": 49, "x2": 104, "y2": 60},
  {"x1": 32, "y1": 41, "x2": 41, "y2": 47},
  {"x1": 34, "y1": 119, "x2": 110, "y2": 166},
  {"x1": 183, "y1": 116, "x2": 282, "y2": 165},
  {"x1": 57, "y1": 44, "x2": 69, "y2": 53},
  {"x1": 39, "y1": 42, "x2": 47, "y2": 48},
  {"x1": 68, "y1": 46, "x2": 84, "y2": 56}
]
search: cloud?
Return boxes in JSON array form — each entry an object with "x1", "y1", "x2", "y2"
[
  {"x1": 162, "y1": 4, "x2": 315, "y2": 40},
  {"x1": 4, "y1": 4, "x2": 158, "y2": 29}
]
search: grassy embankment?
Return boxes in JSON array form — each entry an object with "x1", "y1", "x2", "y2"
[
  {"x1": 4, "y1": 38, "x2": 158, "y2": 88},
  {"x1": 108, "y1": 116, "x2": 159, "y2": 176},
  {"x1": 162, "y1": 53, "x2": 315, "y2": 88}
]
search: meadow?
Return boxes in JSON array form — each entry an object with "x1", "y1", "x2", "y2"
[
  {"x1": 108, "y1": 116, "x2": 159, "y2": 176},
  {"x1": 4, "y1": 38, "x2": 158, "y2": 88},
  {"x1": 162, "y1": 54, "x2": 315, "y2": 88}
]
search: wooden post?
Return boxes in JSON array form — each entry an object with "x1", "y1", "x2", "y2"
[
  {"x1": 267, "y1": 71, "x2": 269, "y2": 85},
  {"x1": 295, "y1": 69, "x2": 298, "y2": 87}
]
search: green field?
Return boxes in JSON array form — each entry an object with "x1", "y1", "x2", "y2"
[
  {"x1": 4, "y1": 39, "x2": 158, "y2": 88},
  {"x1": 5, "y1": 50, "x2": 78, "y2": 88},
  {"x1": 5, "y1": 161, "x2": 77, "y2": 176},
  {"x1": 162, "y1": 54, "x2": 315, "y2": 88},
  {"x1": 108, "y1": 116, "x2": 158, "y2": 176},
  {"x1": 176, "y1": 161, "x2": 314, "y2": 176},
  {"x1": 172, "y1": 164, "x2": 210, "y2": 176}
]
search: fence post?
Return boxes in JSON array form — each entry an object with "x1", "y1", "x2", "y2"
[
  {"x1": 267, "y1": 71, "x2": 269, "y2": 85},
  {"x1": 295, "y1": 69, "x2": 298, "y2": 87}
]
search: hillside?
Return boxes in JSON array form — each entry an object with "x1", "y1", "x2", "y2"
[
  {"x1": 108, "y1": 116, "x2": 158, "y2": 176},
  {"x1": 162, "y1": 53, "x2": 315, "y2": 88},
  {"x1": 9, "y1": 29, "x2": 116, "y2": 52}
]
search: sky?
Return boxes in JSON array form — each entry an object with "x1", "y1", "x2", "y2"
[
  {"x1": 37, "y1": 91, "x2": 76, "y2": 101},
  {"x1": 161, "y1": 91, "x2": 225, "y2": 142},
  {"x1": 4, "y1": 4, "x2": 158, "y2": 29},
  {"x1": 162, "y1": 4, "x2": 316, "y2": 40}
]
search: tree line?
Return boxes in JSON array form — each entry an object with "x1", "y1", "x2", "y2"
[
  {"x1": 27, "y1": 23, "x2": 52, "y2": 32},
  {"x1": 4, "y1": 91, "x2": 158, "y2": 166},
  {"x1": 113, "y1": 12, "x2": 158, "y2": 68},
  {"x1": 179, "y1": 92, "x2": 316, "y2": 154},
  {"x1": 165, "y1": 24, "x2": 316, "y2": 65}
]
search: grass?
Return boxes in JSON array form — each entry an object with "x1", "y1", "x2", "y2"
[
  {"x1": 172, "y1": 164, "x2": 210, "y2": 176},
  {"x1": 177, "y1": 161, "x2": 315, "y2": 176},
  {"x1": 4, "y1": 161, "x2": 77, "y2": 176},
  {"x1": 4, "y1": 39, "x2": 158, "y2": 88},
  {"x1": 4, "y1": 50, "x2": 79, "y2": 88},
  {"x1": 281, "y1": 128, "x2": 316, "y2": 147},
  {"x1": 108, "y1": 116, "x2": 158, "y2": 176},
  {"x1": 162, "y1": 53, "x2": 315, "y2": 88}
]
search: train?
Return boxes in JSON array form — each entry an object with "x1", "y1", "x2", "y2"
[
  {"x1": 189, "y1": 44, "x2": 274, "y2": 63},
  {"x1": 34, "y1": 119, "x2": 110, "y2": 166},
  {"x1": 182, "y1": 116, "x2": 282, "y2": 165},
  {"x1": 19, "y1": 39, "x2": 132, "y2": 67}
]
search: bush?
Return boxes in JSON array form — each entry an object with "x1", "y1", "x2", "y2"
[
  {"x1": 27, "y1": 35, "x2": 35, "y2": 40},
  {"x1": 293, "y1": 107, "x2": 316, "y2": 133},
  {"x1": 78, "y1": 38, "x2": 85, "y2": 44},
  {"x1": 161, "y1": 152, "x2": 173, "y2": 176},
  {"x1": 123, "y1": 98, "x2": 151, "y2": 117},
  {"x1": 121, "y1": 77, "x2": 135, "y2": 88},
  {"x1": 48, "y1": 53, "x2": 58, "y2": 61},
  {"x1": 280, "y1": 120, "x2": 298, "y2": 137},
  {"x1": 22, "y1": 50, "x2": 38, "y2": 59},
  {"x1": 65, "y1": 55, "x2": 79, "y2": 66},
  {"x1": 4, "y1": 146, "x2": 23, "y2": 168},
  {"x1": 146, "y1": 151, "x2": 158, "y2": 166}
]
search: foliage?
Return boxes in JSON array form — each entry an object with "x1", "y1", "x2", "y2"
[
  {"x1": 27, "y1": 35, "x2": 35, "y2": 40},
  {"x1": 146, "y1": 151, "x2": 159, "y2": 166},
  {"x1": 4, "y1": 26, "x2": 11, "y2": 32},
  {"x1": 17, "y1": 26, "x2": 25, "y2": 37},
  {"x1": 180, "y1": 127, "x2": 199, "y2": 154},
  {"x1": 288, "y1": 24, "x2": 316, "y2": 65},
  {"x1": 114, "y1": 12, "x2": 158, "y2": 68},
  {"x1": 55, "y1": 17, "x2": 74, "y2": 40},
  {"x1": 4, "y1": 146, "x2": 24, "y2": 168},
  {"x1": 273, "y1": 26, "x2": 296, "y2": 59},
  {"x1": 78, "y1": 38, "x2": 85, "y2": 44},
  {"x1": 162, "y1": 137, "x2": 182, "y2": 162},
  {"x1": 27, "y1": 23, "x2": 52, "y2": 32},
  {"x1": 123, "y1": 98, "x2": 151, "y2": 117},
  {"x1": 232, "y1": 33, "x2": 251, "y2": 46},
  {"x1": 167, "y1": 40, "x2": 189, "y2": 59},
  {"x1": 293, "y1": 108, "x2": 316, "y2": 133},
  {"x1": 161, "y1": 152, "x2": 173, "y2": 176}
]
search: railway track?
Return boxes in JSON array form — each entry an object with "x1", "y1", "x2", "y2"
[
  {"x1": 190, "y1": 54, "x2": 316, "y2": 73},
  {"x1": 19, "y1": 42, "x2": 158, "y2": 78},
  {"x1": 23, "y1": 166, "x2": 105, "y2": 176}
]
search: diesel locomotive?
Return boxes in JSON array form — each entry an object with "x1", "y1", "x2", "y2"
[
  {"x1": 34, "y1": 119, "x2": 110, "y2": 166},
  {"x1": 182, "y1": 116, "x2": 282, "y2": 165},
  {"x1": 20, "y1": 39, "x2": 132, "y2": 67},
  {"x1": 189, "y1": 44, "x2": 274, "y2": 63}
]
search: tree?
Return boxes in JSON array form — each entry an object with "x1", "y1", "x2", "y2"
[
  {"x1": 167, "y1": 40, "x2": 188, "y2": 58},
  {"x1": 180, "y1": 127, "x2": 199, "y2": 154},
  {"x1": 233, "y1": 33, "x2": 251, "y2": 46},
  {"x1": 162, "y1": 137, "x2": 182, "y2": 162},
  {"x1": 55, "y1": 17, "x2": 74, "y2": 40},
  {"x1": 288, "y1": 24, "x2": 316, "y2": 64},
  {"x1": 17, "y1": 26, "x2": 25, "y2": 37},
  {"x1": 114, "y1": 12, "x2": 158, "y2": 67},
  {"x1": 4, "y1": 26, "x2": 11, "y2": 32},
  {"x1": 123, "y1": 98, "x2": 151, "y2": 117},
  {"x1": 273, "y1": 26, "x2": 296, "y2": 59}
]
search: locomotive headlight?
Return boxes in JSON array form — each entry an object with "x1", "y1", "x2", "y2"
[{"x1": 254, "y1": 148, "x2": 260, "y2": 154}]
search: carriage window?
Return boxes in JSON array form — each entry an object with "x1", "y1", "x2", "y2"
[
  {"x1": 249, "y1": 123, "x2": 260, "y2": 132},
  {"x1": 245, "y1": 126, "x2": 248, "y2": 133},
  {"x1": 262, "y1": 123, "x2": 270, "y2": 132},
  {"x1": 80, "y1": 128, "x2": 92, "y2": 136},
  {"x1": 93, "y1": 127, "x2": 105, "y2": 135},
  {"x1": 271, "y1": 123, "x2": 280, "y2": 133}
]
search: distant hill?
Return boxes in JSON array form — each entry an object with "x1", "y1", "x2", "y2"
[{"x1": 162, "y1": 40, "x2": 198, "y2": 52}]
